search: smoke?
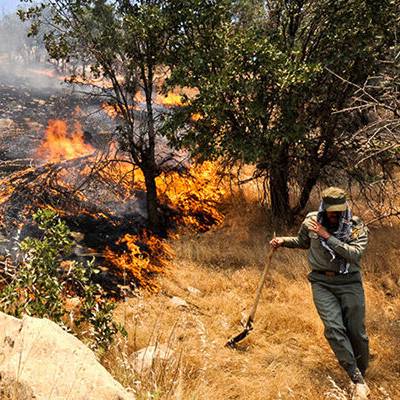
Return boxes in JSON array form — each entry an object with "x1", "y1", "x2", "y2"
[{"x1": 0, "y1": 8, "x2": 65, "y2": 90}]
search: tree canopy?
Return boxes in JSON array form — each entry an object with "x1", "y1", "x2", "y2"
[{"x1": 166, "y1": 0, "x2": 399, "y2": 224}]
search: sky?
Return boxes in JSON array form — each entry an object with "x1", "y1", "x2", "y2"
[{"x1": 0, "y1": 0, "x2": 21, "y2": 15}]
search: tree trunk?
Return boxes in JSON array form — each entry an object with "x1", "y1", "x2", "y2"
[
  {"x1": 269, "y1": 145, "x2": 293, "y2": 226},
  {"x1": 292, "y1": 167, "x2": 320, "y2": 215},
  {"x1": 143, "y1": 168, "x2": 161, "y2": 234},
  {"x1": 140, "y1": 64, "x2": 162, "y2": 234}
]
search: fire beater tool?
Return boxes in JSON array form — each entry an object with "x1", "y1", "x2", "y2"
[{"x1": 225, "y1": 246, "x2": 276, "y2": 349}]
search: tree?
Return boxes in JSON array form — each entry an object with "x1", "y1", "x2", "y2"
[
  {"x1": 332, "y1": 38, "x2": 400, "y2": 222},
  {"x1": 167, "y1": 0, "x2": 398, "y2": 225},
  {"x1": 19, "y1": 0, "x2": 184, "y2": 233}
]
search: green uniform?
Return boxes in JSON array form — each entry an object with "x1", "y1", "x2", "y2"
[{"x1": 281, "y1": 212, "x2": 369, "y2": 380}]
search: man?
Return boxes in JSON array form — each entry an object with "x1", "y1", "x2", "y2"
[{"x1": 270, "y1": 187, "x2": 370, "y2": 400}]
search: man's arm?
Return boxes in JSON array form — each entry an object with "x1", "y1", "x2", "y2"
[
  {"x1": 308, "y1": 219, "x2": 369, "y2": 263},
  {"x1": 326, "y1": 228, "x2": 368, "y2": 264},
  {"x1": 271, "y1": 221, "x2": 311, "y2": 250}
]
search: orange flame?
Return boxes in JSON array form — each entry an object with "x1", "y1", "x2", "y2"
[
  {"x1": 155, "y1": 92, "x2": 183, "y2": 107},
  {"x1": 156, "y1": 161, "x2": 225, "y2": 230},
  {"x1": 104, "y1": 232, "x2": 174, "y2": 293},
  {"x1": 36, "y1": 120, "x2": 94, "y2": 163},
  {"x1": 97, "y1": 158, "x2": 226, "y2": 230},
  {"x1": 191, "y1": 113, "x2": 202, "y2": 121},
  {"x1": 102, "y1": 90, "x2": 201, "y2": 121},
  {"x1": 101, "y1": 103, "x2": 140, "y2": 119}
]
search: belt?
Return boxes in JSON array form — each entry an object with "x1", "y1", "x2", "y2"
[{"x1": 313, "y1": 270, "x2": 357, "y2": 277}]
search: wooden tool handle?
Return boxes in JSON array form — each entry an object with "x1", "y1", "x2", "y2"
[{"x1": 247, "y1": 248, "x2": 275, "y2": 325}]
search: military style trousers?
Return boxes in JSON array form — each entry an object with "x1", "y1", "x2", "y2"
[{"x1": 308, "y1": 271, "x2": 369, "y2": 380}]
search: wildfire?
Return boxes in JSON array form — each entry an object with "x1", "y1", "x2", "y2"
[
  {"x1": 97, "y1": 158, "x2": 226, "y2": 230},
  {"x1": 101, "y1": 103, "x2": 141, "y2": 119},
  {"x1": 104, "y1": 232, "x2": 174, "y2": 293},
  {"x1": 2, "y1": 111, "x2": 225, "y2": 294},
  {"x1": 155, "y1": 92, "x2": 183, "y2": 107},
  {"x1": 156, "y1": 162, "x2": 225, "y2": 230},
  {"x1": 36, "y1": 120, "x2": 94, "y2": 163},
  {"x1": 102, "y1": 92, "x2": 183, "y2": 120},
  {"x1": 102, "y1": 92, "x2": 202, "y2": 121},
  {"x1": 99, "y1": 161, "x2": 225, "y2": 292}
]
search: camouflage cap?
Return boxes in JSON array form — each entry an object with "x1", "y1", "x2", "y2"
[{"x1": 321, "y1": 187, "x2": 347, "y2": 212}]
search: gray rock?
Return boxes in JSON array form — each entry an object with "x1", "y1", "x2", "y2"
[
  {"x1": 131, "y1": 344, "x2": 174, "y2": 373},
  {"x1": 0, "y1": 312, "x2": 135, "y2": 400},
  {"x1": 169, "y1": 296, "x2": 188, "y2": 308},
  {"x1": 187, "y1": 286, "x2": 202, "y2": 296}
]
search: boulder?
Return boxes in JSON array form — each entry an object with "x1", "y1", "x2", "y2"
[
  {"x1": 187, "y1": 286, "x2": 202, "y2": 296},
  {"x1": 0, "y1": 312, "x2": 135, "y2": 400},
  {"x1": 131, "y1": 344, "x2": 174, "y2": 373},
  {"x1": 169, "y1": 296, "x2": 188, "y2": 308}
]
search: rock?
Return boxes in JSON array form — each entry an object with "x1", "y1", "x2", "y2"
[
  {"x1": 187, "y1": 286, "x2": 202, "y2": 296},
  {"x1": 0, "y1": 118, "x2": 14, "y2": 129},
  {"x1": 131, "y1": 344, "x2": 174, "y2": 373},
  {"x1": 0, "y1": 312, "x2": 135, "y2": 400},
  {"x1": 169, "y1": 296, "x2": 188, "y2": 308},
  {"x1": 0, "y1": 233, "x2": 9, "y2": 256}
]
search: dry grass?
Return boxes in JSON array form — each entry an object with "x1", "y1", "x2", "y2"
[
  {"x1": 0, "y1": 380, "x2": 34, "y2": 400},
  {"x1": 2, "y1": 188, "x2": 398, "y2": 399},
  {"x1": 104, "y1": 191, "x2": 400, "y2": 400}
]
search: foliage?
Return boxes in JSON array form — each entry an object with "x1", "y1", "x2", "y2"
[
  {"x1": 0, "y1": 208, "x2": 123, "y2": 351},
  {"x1": 166, "y1": 0, "x2": 399, "y2": 223}
]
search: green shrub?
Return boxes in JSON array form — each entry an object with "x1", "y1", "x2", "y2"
[{"x1": 0, "y1": 208, "x2": 124, "y2": 351}]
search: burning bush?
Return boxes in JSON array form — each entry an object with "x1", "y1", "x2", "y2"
[{"x1": 104, "y1": 233, "x2": 174, "y2": 293}]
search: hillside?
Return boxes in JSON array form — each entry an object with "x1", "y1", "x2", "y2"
[{"x1": 102, "y1": 194, "x2": 400, "y2": 400}]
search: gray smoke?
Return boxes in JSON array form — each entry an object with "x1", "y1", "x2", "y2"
[{"x1": 0, "y1": 8, "x2": 65, "y2": 90}]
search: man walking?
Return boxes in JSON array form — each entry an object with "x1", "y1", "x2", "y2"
[{"x1": 270, "y1": 187, "x2": 370, "y2": 400}]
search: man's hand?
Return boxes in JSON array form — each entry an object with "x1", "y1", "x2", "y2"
[
  {"x1": 270, "y1": 237, "x2": 284, "y2": 249},
  {"x1": 308, "y1": 220, "x2": 330, "y2": 240}
]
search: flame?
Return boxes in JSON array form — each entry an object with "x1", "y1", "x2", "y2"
[
  {"x1": 2, "y1": 115, "x2": 226, "y2": 293},
  {"x1": 97, "y1": 158, "x2": 226, "y2": 230},
  {"x1": 36, "y1": 120, "x2": 94, "y2": 163},
  {"x1": 101, "y1": 103, "x2": 140, "y2": 119},
  {"x1": 104, "y1": 232, "x2": 173, "y2": 293},
  {"x1": 99, "y1": 160, "x2": 225, "y2": 291},
  {"x1": 102, "y1": 90, "x2": 201, "y2": 121},
  {"x1": 156, "y1": 161, "x2": 225, "y2": 230},
  {"x1": 102, "y1": 92, "x2": 183, "y2": 119},
  {"x1": 101, "y1": 103, "x2": 120, "y2": 119},
  {"x1": 191, "y1": 113, "x2": 202, "y2": 121},
  {"x1": 155, "y1": 92, "x2": 183, "y2": 107}
]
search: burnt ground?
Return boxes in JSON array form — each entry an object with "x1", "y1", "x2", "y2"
[
  {"x1": 0, "y1": 60, "x2": 197, "y2": 294},
  {"x1": 0, "y1": 61, "x2": 140, "y2": 293},
  {"x1": 0, "y1": 61, "x2": 113, "y2": 163}
]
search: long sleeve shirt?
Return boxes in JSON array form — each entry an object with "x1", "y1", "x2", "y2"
[{"x1": 280, "y1": 212, "x2": 368, "y2": 273}]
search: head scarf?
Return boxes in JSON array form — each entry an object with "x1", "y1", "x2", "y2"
[{"x1": 317, "y1": 200, "x2": 353, "y2": 274}]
